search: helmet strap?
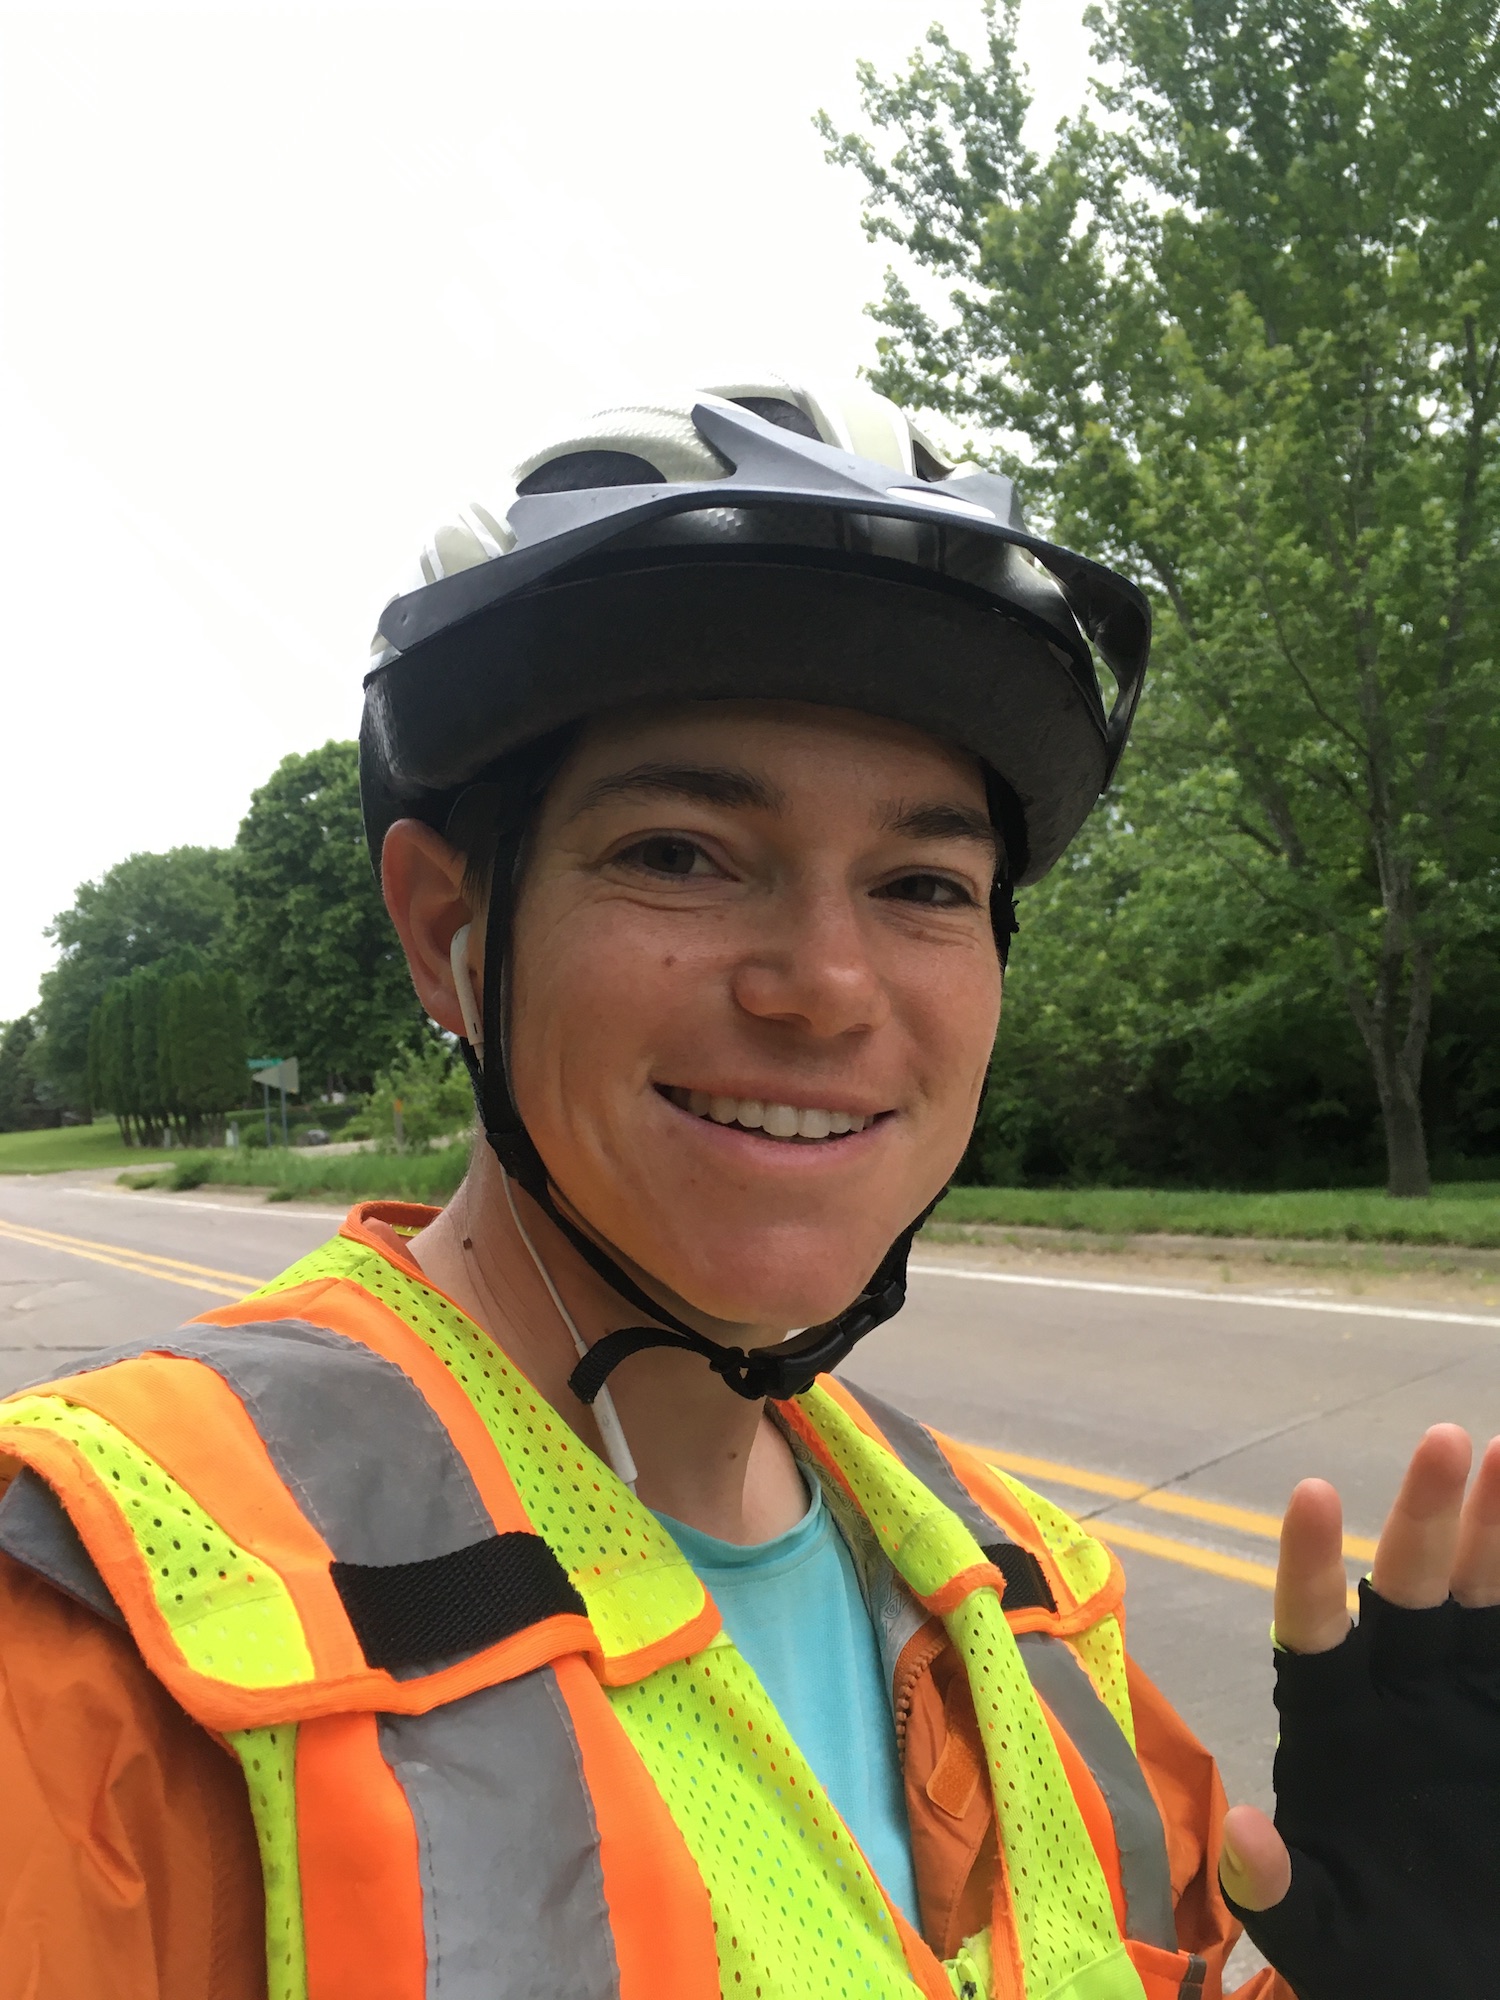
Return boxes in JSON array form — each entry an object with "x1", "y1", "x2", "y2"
[
  {"x1": 460, "y1": 823, "x2": 725, "y2": 1353},
  {"x1": 566, "y1": 1199, "x2": 939, "y2": 1406}
]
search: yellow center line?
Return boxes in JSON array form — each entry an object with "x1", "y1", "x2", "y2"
[
  {"x1": 1096, "y1": 1520, "x2": 1360, "y2": 1614},
  {"x1": 1092, "y1": 1519, "x2": 1282, "y2": 1592},
  {"x1": 0, "y1": 1219, "x2": 252, "y2": 1299},
  {"x1": 984, "y1": 1442, "x2": 1379, "y2": 1564},
  {"x1": 0, "y1": 1218, "x2": 261, "y2": 1290},
  {"x1": 980, "y1": 1446, "x2": 1364, "y2": 1610}
]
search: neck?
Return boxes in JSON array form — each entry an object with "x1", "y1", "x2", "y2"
[{"x1": 409, "y1": 1143, "x2": 809, "y2": 1544}]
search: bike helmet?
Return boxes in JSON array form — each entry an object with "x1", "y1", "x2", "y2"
[{"x1": 361, "y1": 377, "x2": 1150, "y2": 1403}]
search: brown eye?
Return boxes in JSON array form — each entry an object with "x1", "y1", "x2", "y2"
[
  {"x1": 624, "y1": 836, "x2": 707, "y2": 877},
  {"x1": 879, "y1": 873, "x2": 977, "y2": 908}
]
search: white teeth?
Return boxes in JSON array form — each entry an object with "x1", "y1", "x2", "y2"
[{"x1": 668, "y1": 1086, "x2": 876, "y2": 1139}]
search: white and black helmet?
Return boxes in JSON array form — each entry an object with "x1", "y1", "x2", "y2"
[
  {"x1": 360, "y1": 376, "x2": 1148, "y2": 889},
  {"x1": 360, "y1": 378, "x2": 1151, "y2": 1404}
]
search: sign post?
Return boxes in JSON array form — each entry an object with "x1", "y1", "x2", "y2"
[{"x1": 248, "y1": 1059, "x2": 300, "y2": 1149}]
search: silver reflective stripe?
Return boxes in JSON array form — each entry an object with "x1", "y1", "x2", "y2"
[
  {"x1": 379, "y1": 1666, "x2": 620, "y2": 2000},
  {"x1": 41, "y1": 1320, "x2": 492, "y2": 1567},
  {"x1": 838, "y1": 1379, "x2": 1019, "y2": 1550},
  {"x1": 1017, "y1": 1632, "x2": 1177, "y2": 1950},
  {"x1": 838, "y1": 1383, "x2": 1178, "y2": 1951},
  {"x1": 0, "y1": 1467, "x2": 122, "y2": 1624}
]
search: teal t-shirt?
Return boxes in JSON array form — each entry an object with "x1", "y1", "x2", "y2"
[{"x1": 654, "y1": 1473, "x2": 921, "y2": 1925}]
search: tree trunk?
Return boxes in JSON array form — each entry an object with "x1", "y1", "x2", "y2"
[
  {"x1": 1356, "y1": 1002, "x2": 1432, "y2": 1198},
  {"x1": 1375, "y1": 1063, "x2": 1431, "y2": 1198},
  {"x1": 1337, "y1": 926, "x2": 1434, "y2": 1199}
]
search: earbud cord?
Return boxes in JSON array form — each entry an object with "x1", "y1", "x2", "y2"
[
  {"x1": 500, "y1": 1168, "x2": 638, "y2": 1488},
  {"x1": 449, "y1": 924, "x2": 638, "y2": 1490}
]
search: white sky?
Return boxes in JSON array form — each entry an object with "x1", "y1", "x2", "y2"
[{"x1": 0, "y1": 0, "x2": 1091, "y2": 1019}]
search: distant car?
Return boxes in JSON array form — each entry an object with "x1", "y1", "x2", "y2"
[{"x1": 298, "y1": 1128, "x2": 331, "y2": 1147}]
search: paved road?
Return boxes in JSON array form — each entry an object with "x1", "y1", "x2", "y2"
[{"x1": 5, "y1": 1171, "x2": 1498, "y2": 1983}]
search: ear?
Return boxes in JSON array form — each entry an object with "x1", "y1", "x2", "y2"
[{"x1": 381, "y1": 820, "x2": 477, "y2": 1039}]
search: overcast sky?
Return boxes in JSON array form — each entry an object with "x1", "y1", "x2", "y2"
[{"x1": 0, "y1": 0, "x2": 1092, "y2": 1019}]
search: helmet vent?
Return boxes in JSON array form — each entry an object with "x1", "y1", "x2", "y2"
[
  {"x1": 516, "y1": 449, "x2": 665, "y2": 496},
  {"x1": 730, "y1": 395, "x2": 823, "y2": 441},
  {"x1": 911, "y1": 438, "x2": 950, "y2": 483}
]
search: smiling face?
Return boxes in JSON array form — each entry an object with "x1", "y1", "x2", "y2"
[{"x1": 504, "y1": 700, "x2": 1003, "y2": 1333}]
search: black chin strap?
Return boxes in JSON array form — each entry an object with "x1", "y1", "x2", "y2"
[
  {"x1": 468, "y1": 1061, "x2": 938, "y2": 1404},
  {"x1": 567, "y1": 1203, "x2": 935, "y2": 1405},
  {"x1": 458, "y1": 773, "x2": 1016, "y2": 1410}
]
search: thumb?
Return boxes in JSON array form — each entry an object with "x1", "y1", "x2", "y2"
[{"x1": 1219, "y1": 1804, "x2": 1292, "y2": 1912}]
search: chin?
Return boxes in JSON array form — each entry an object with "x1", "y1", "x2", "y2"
[{"x1": 644, "y1": 1225, "x2": 908, "y2": 1336}]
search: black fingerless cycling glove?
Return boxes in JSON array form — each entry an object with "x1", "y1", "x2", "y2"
[{"x1": 1222, "y1": 1580, "x2": 1500, "y2": 1998}]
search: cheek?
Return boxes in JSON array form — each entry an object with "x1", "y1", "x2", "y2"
[
  {"x1": 506, "y1": 898, "x2": 700, "y2": 1142},
  {"x1": 904, "y1": 953, "x2": 1002, "y2": 1102}
]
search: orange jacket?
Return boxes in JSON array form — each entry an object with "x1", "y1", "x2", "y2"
[{"x1": 0, "y1": 1212, "x2": 1289, "y2": 2000}]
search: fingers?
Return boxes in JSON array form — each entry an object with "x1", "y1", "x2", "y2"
[
  {"x1": 1219, "y1": 1803, "x2": 1291, "y2": 1913},
  {"x1": 1275, "y1": 1478, "x2": 1351, "y2": 1654},
  {"x1": 1371, "y1": 1423, "x2": 1472, "y2": 1610},
  {"x1": 1276, "y1": 1428, "x2": 1485, "y2": 1646},
  {"x1": 1451, "y1": 1434, "x2": 1500, "y2": 1609}
]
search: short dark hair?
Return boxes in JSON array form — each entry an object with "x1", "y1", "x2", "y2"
[{"x1": 442, "y1": 725, "x2": 582, "y2": 903}]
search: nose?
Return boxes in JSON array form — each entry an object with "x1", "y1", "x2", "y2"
[{"x1": 729, "y1": 879, "x2": 891, "y2": 1040}]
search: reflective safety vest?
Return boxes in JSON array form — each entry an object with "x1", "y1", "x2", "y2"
[{"x1": 0, "y1": 1205, "x2": 1209, "y2": 2000}]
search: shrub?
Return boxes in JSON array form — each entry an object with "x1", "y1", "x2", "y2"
[{"x1": 366, "y1": 1042, "x2": 473, "y2": 1152}]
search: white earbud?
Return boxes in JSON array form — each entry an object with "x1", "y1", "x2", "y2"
[{"x1": 449, "y1": 922, "x2": 484, "y2": 1057}]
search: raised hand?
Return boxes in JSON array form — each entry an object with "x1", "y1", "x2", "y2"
[{"x1": 1217, "y1": 1425, "x2": 1500, "y2": 1997}]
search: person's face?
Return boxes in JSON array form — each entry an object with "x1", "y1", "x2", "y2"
[{"x1": 507, "y1": 700, "x2": 1003, "y2": 1333}]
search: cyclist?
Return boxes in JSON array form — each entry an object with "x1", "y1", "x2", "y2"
[{"x1": 0, "y1": 380, "x2": 1493, "y2": 2000}]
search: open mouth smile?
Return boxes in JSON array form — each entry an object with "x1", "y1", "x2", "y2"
[{"x1": 659, "y1": 1086, "x2": 889, "y2": 1143}]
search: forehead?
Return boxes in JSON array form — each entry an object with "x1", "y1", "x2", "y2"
[{"x1": 559, "y1": 698, "x2": 988, "y2": 805}]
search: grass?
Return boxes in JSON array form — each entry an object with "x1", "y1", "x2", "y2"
[
  {"x1": 10, "y1": 1116, "x2": 1494, "y2": 1248},
  {"x1": 8, "y1": 1112, "x2": 1496, "y2": 1248},
  {"x1": 934, "y1": 1182, "x2": 1500, "y2": 1249},
  {"x1": 152, "y1": 1143, "x2": 474, "y2": 1205},
  {"x1": 122, "y1": 1144, "x2": 1500, "y2": 1248},
  {"x1": 0, "y1": 1121, "x2": 183, "y2": 1174}
]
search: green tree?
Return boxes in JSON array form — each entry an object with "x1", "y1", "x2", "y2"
[
  {"x1": 129, "y1": 965, "x2": 168, "y2": 1144},
  {"x1": 87, "y1": 949, "x2": 231, "y2": 1145},
  {"x1": 88, "y1": 984, "x2": 130, "y2": 1138},
  {"x1": 90, "y1": 974, "x2": 150, "y2": 1143},
  {"x1": 160, "y1": 968, "x2": 250, "y2": 1143},
  {"x1": 36, "y1": 847, "x2": 233, "y2": 1112},
  {"x1": 824, "y1": 0, "x2": 1500, "y2": 1194},
  {"x1": 0, "y1": 1015, "x2": 56, "y2": 1133},
  {"x1": 961, "y1": 802, "x2": 1387, "y2": 1188},
  {"x1": 229, "y1": 742, "x2": 426, "y2": 1093}
]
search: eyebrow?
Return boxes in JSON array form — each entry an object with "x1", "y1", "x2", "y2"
[
  {"x1": 879, "y1": 799, "x2": 1000, "y2": 857},
  {"x1": 569, "y1": 762, "x2": 786, "y2": 819}
]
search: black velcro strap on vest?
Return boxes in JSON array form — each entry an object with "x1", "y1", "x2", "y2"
[
  {"x1": 331, "y1": 1531, "x2": 586, "y2": 1672},
  {"x1": 983, "y1": 1540, "x2": 1057, "y2": 1614}
]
